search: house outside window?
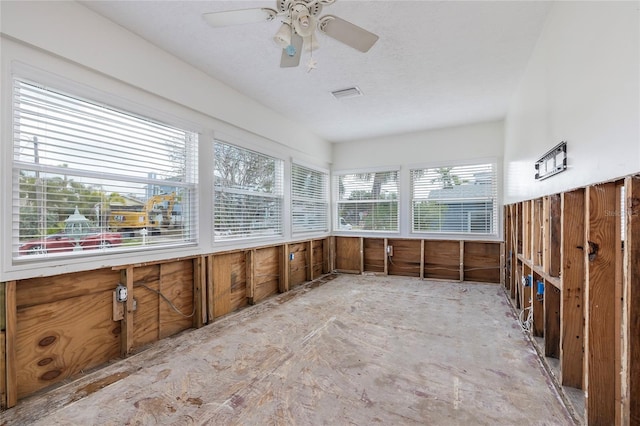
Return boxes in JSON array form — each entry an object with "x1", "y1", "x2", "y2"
[
  {"x1": 213, "y1": 141, "x2": 283, "y2": 241},
  {"x1": 335, "y1": 170, "x2": 399, "y2": 232},
  {"x1": 12, "y1": 79, "x2": 198, "y2": 259},
  {"x1": 291, "y1": 163, "x2": 328, "y2": 234},
  {"x1": 411, "y1": 163, "x2": 497, "y2": 235}
]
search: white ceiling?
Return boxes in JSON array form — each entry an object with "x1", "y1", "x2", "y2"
[{"x1": 80, "y1": 1, "x2": 552, "y2": 143}]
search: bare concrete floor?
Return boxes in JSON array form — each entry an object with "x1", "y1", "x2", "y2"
[{"x1": 3, "y1": 275, "x2": 575, "y2": 425}]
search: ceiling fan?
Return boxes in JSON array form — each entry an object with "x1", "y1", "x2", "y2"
[{"x1": 202, "y1": 0, "x2": 379, "y2": 69}]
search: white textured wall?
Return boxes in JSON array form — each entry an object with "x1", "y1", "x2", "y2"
[
  {"x1": 332, "y1": 120, "x2": 504, "y2": 171},
  {"x1": 504, "y1": 1, "x2": 640, "y2": 204}
]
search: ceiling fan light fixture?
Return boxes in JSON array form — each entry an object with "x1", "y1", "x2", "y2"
[{"x1": 273, "y1": 22, "x2": 292, "y2": 48}]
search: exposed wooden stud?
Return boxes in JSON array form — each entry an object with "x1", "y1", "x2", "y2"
[
  {"x1": 384, "y1": 238, "x2": 389, "y2": 275},
  {"x1": 623, "y1": 175, "x2": 640, "y2": 425},
  {"x1": 323, "y1": 238, "x2": 330, "y2": 274},
  {"x1": 560, "y1": 188, "x2": 585, "y2": 389},
  {"x1": 279, "y1": 244, "x2": 290, "y2": 293},
  {"x1": 308, "y1": 241, "x2": 314, "y2": 281},
  {"x1": 615, "y1": 181, "x2": 624, "y2": 425},
  {"x1": 459, "y1": 241, "x2": 465, "y2": 282},
  {"x1": 543, "y1": 196, "x2": 550, "y2": 274},
  {"x1": 549, "y1": 194, "x2": 562, "y2": 277},
  {"x1": 193, "y1": 256, "x2": 206, "y2": 327},
  {"x1": 206, "y1": 255, "x2": 214, "y2": 323},
  {"x1": 120, "y1": 267, "x2": 134, "y2": 358},
  {"x1": 500, "y1": 242, "x2": 505, "y2": 287},
  {"x1": 245, "y1": 250, "x2": 255, "y2": 304},
  {"x1": 533, "y1": 198, "x2": 544, "y2": 267},
  {"x1": 5, "y1": 281, "x2": 16, "y2": 408},
  {"x1": 584, "y1": 183, "x2": 617, "y2": 425},
  {"x1": 523, "y1": 200, "x2": 532, "y2": 261},
  {"x1": 359, "y1": 237, "x2": 364, "y2": 274},
  {"x1": 420, "y1": 240, "x2": 425, "y2": 280}
]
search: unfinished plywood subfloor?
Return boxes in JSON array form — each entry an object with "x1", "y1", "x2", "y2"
[{"x1": 4, "y1": 275, "x2": 574, "y2": 425}]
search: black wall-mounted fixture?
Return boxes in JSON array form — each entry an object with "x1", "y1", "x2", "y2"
[{"x1": 535, "y1": 141, "x2": 567, "y2": 180}]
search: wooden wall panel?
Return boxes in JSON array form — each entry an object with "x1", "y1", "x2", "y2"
[
  {"x1": 16, "y1": 268, "x2": 121, "y2": 308},
  {"x1": 212, "y1": 252, "x2": 245, "y2": 318},
  {"x1": 544, "y1": 283, "x2": 561, "y2": 359},
  {"x1": 158, "y1": 261, "x2": 193, "y2": 340},
  {"x1": 289, "y1": 242, "x2": 308, "y2": 288},
  {"x1": 560, "y1": 189, "x2": 585, "y2": 389},
  {"x1": 584, "y1": 183, "x2": 617, "y2": 425},
  {"x1": 16, "y1": 291, "x2": 120, "y2": 399},
  {"x1": 387, "y1": 239, "x2": 421, "y2": 277},
  {"x1": 363, "y1": 238, "x2": 385, "y2": 273},
  {"x1": 254, "y1": 247, "x2": 280, "y2": 304},
  {"x1": 464, "y1": 242, "x2": 501, "y2": 283},
  {"x1": 335, "y1": 237, "x2": 362, "y2": 273},
  {"x1": 132, "y1": 265, "x2": 160, "y2": 350},
  {"x1": 424, "y1": 240, "x2": 460, "y2": 280},
  {"x1": 311, "y1": 240, "x2": 325, "y2": 277}
]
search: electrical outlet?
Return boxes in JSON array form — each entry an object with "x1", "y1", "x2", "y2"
[
  {"x1": 115, "y1": 284, "x2": 128, "y2": 302},
  {"x1": 289, "y1": 252, "x2": 294, "y2": 260},
  {"x1": 386, "y1": 245, "x2": 393, "y2": 256}
]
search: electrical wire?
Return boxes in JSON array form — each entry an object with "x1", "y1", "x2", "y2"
[{"x1": 135, "y1": 282, "x2": 196, "y2": 318}]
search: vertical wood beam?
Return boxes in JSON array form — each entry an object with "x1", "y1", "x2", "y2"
[
  {"x1": 359, "y1": 237, "x2": 364, "y2": 274},
  {"x1": 420, "y1": 239, "x2": 425, "y2": 280},
  {"x1": 245, "y1": 250, "x2": 255, "y2": 304},
  {"x1": 549, "y1": 194, "x2": 562, "y2": 277},
  {"x1": 614, "y1": 182, "x2": 624, "y2": 425},
  {"x1": 511, "y1": 204, "x2": 518, "y2": 299},
  {"x1": 5, "y1": 281, "x2": 17, "y2": 408},
  {"x1": 500, "y1": 242, "x2": 505, "y2": 287},
  {"x1": 623, "y1": 176, "x2": 640, "y2": 425},
  {"x1": 459, "y1": 241, "x2": 464, "y2": 282},
  {"x1": 279, "y1": 244, "x2": 290, "y2": 293},
  {"x1": 193, "y1": 256, "x2": 206, "y2": 327},
  {"x1": 206, "y1": 255, "x2": 214, "y2": 323},
  {"x1": 560, "y1": 189, "x2": 585, "y2": 389},
  {"x1": 584, "y1": 183, "x2": 617, "y2": 425},
  {"x1": 307, "y1": 241, "x2": 314, "y2": 281},
  {"x1": 120, "y1": 267, "x2": 134, "y2": 358},
  {"x1": 543, "y1": 196, "x2": 550, "y2": 274},
  {"x1": 383, "y1": 238, "x2": 389, "y2": 275},
  {"x1": 322, "y1": 237, "x2": 330, "y2": 274}
]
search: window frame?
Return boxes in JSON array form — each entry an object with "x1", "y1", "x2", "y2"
[
  {"x1": 291, "y1": 160, "x2": 329, "y2": 235},
  {"x1": 10, "y1": 75, "x2": 199, "y2": 263},
  {"x1": 409, "y1": 159, "x2": 499, "y2": 238},
  {"x1": 213, "y1": 139, "x2": 285, "y2": 243},
  {"x1": 333, "y1": 168, "x2": 400, "y2": 233}
]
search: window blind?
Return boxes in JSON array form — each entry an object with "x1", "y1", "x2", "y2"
[
  {"x1": 214, "y1": 141, "x2": 283, "y2": 241},
  {"x1": 335, "y1": 170, "x2": 399, "y2": 232},
  {"x1": 411, "y1": 163, "x2": 497, "y2": 235},
  {"x1": 12, "y1": 79, "x2": 198, "y2": 258},
  {"x1": 291, "y1": 163, "x2": 328, "y2": 234}
]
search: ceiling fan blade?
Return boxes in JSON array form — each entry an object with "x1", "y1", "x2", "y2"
[
  {"x1": 202, "y1": 8, "x2": 277, "y2": 27},
  {"x1": 318, "y1": 15, "x2": 379, "y2": 53},
  {"x1": 280, "y1": 33, "x2": 304, "y2": 67}
]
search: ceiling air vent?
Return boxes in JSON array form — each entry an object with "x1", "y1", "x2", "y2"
[{"x1": 331, "y1": 86, "x2": 363, "y2": 100}]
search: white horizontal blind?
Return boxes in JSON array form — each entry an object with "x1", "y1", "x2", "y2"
[
  {"x1": 214, "y1": 141, "x2": 283, "y2": 241},
  {"x1": 335, "y1": 170, "x2": 399, "y2": 232},
  {"x1": 292, "y1": 163, "x2": 328, "y2": 234},
  {"x1": 411, "y1": 163, "x2": 497, "y2": 235},
  {"x1": 12, "y1": 79, "x2": 198, "y2": 259}
]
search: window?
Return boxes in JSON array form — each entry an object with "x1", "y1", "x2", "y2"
[
  {"x1": 335, "y1": 170, "x2": 399, "y2": 232},
  {"x1": 411, "y1": 163, "x2": 497, "y2": 235},
  {"x1": 214, "y1": 141, "x2": 283, "y2": 241},
  {"x1": 12, "y1": 79, "x2": 198, "y2": 259},
  {"x1": 291, "y1": 163, "x2": 328, "y2": 234}
]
